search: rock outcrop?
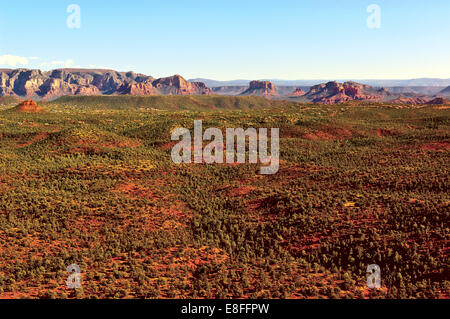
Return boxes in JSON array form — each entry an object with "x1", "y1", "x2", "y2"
[
  {"x1": 304, "y1": 81, "x2": 389, "y2": 104},
  {"x1": 290, "y1": 88, "x2": 305, "y2": 96},
  {"x1": 74, "y1": 85, "x2": 101, "y2": 96},
  {"x1": 152, "y1": 75, "x2": 212, "y2": 95},
  {"x1": 0, "y1": 69, "x2": 211, "y2": 99},
  {"x1": 240, "y1": 81, "x2": 277, "y2": 97},
  {"x1": 190, "y1": 82, "x2": 213, "y2": 95},
  {"x1": 13, "y1": 99, "x2": 43, "y2": 113},
  {"x1": 117, "y1": 81, "x2": 157, "y2": 95}
]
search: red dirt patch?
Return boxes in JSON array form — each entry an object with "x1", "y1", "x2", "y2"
[
  {"x1": 421, "y1": 142, "x2": 450, "y2": 151},
  {"x1": 228, "y1": 186, "x2": 256, "y2": 197},
  {"x1": 158, "y1": 141, "x2": 178, "y2": 151},
  {"x1": 16, "y1": 132, "x2": 49, "y2": 148},
  {"x1": 115, "y1": 181, "x2": 161, "y2": 200},
  {"x1": 68, "y1": 139, "x2": 141, "y2": 153},
  {"x1": 376, "y1": 129, "x2": 399, "y2": 137},
  {"x1": 303, "y1": 127, "x2": 354, "y2": 141}
]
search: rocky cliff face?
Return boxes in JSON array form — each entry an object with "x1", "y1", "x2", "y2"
[
  {"x1": 240, "y1": 81, "x2": 277, "y2": 97},
  {"x1": 152, "y1": 75, "x2": 212, "y2": 95},
  {"x1": 117, "y1": 81, "x2": 157, "y2": 95},
  {"x1": 0, "y1": 69, "x2": 211, "y2": 99},
  {"x1": 304, "y1": 81, "x2": 390, "y2": 104}
]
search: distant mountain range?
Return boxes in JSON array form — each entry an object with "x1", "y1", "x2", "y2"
[
  {"x1": 1, "y1": 68, "x2": 449, "y2": 104},
  {"x1": 300, "y1": 81, "x2": 390, "y2": 104},
  {"x1": 215, "y1": 80, "x2": 450, "y2": 105},
  {"x1": 189, "y1": 78, "x2": 450, "y2": 88},
  {"x1": 0, "y1": 68, "x2": 211, "y2": 100}
]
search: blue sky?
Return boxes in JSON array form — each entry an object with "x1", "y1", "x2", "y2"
[{"x1": 0, "y1": 0, "x2": 449, "y2": 80}]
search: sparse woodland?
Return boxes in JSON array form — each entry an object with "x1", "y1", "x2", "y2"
[{"x1": 0, "y1": 96, "x2": 448, "y2": 299}]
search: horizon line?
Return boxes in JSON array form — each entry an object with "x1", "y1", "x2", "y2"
[{"x1": 1, "y1": 67, "x2": 450, "y2": 83}]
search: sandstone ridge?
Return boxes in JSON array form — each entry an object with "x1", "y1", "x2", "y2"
[{"x1": 0, "y1": 69, "x2": 211, "y2": 99}]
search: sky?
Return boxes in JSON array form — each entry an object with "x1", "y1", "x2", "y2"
[{"x1": 0, "y1": 0, "x2": 449, "y2": 80}]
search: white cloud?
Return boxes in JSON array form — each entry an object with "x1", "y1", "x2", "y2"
[
  {"x1": 0, "y1": 56, "x2": 101, "y2": 70},
  {"x1": 88, "y1": 64, "x2": 110, "y2": 69},
  {"x1": 40, "y1": 59, "x2": 75, "y2": 68},
  {"x1": 0, "y1": 54, "x2": 29, "y2": 66}
]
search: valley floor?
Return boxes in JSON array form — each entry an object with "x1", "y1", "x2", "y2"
[{"x1": 0, "y1": 101, "x2": 448, "y2": 299}]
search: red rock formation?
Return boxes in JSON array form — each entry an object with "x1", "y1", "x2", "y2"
[
  {"x1": 190, "y1": 82, "x2": 213, "y2": 95},
  {"x1": 290, "y1": 88, "x2": 305, "y2": 96},
  {"x1": 40, "y1": 78, "x2": 75, "y2": 99},
  {"x1": 152, "y1": 75, "x2": 212, "y2": 95},
  {"x1": 74, "y1": 85, "x2": 101, "y2": 96},
  {"x1": 118, "y1": 82, "x2": 157, "y2": 95},
  {"x1": 240, "y1": 81, "x2": 277, "y2": 97},
  {"x1": 304, "y1": 81, "x2": 388, "y2": 104},
  {"x1": 14, "y1": 100, "x2": 43, "y2": 113},
  {"x1": 0, "y1": 69, "x2": 211, "y2": 98}
]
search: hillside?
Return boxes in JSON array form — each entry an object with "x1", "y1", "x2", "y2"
[
  {"x1": 0, "y1": 96, "x2": 22, "y2": 106},
  {"x1": 0, "y1": 103, "x2": 448, "y2": 299},
  {"x1": 47, "y1": 95, "x2": 281, "y2": 110},
  {"x1": 439, "y1": 86, "x2": 450, "y2": 96}
]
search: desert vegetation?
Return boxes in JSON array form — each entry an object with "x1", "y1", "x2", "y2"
[{"x1": 0, "y1": 96, "x2": 448, "y2": 299}]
